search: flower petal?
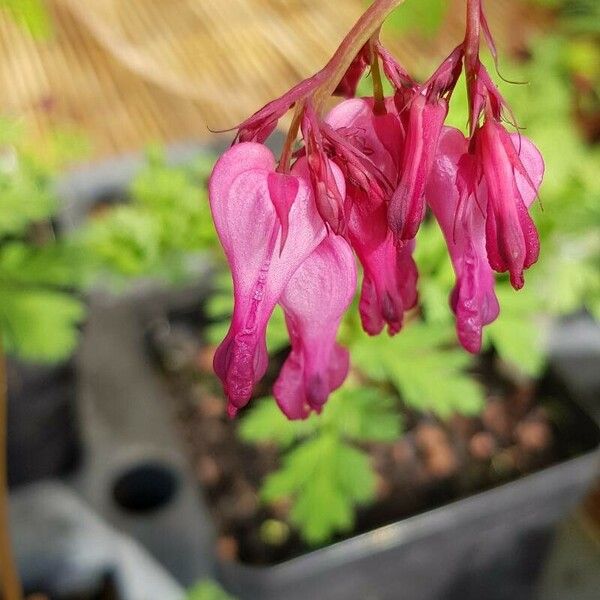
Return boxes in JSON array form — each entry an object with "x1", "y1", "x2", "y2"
[
  {"x1": 208, "y1": 143, "x2": 326, "y2": 416},
  {"x1": 427, "y1": 127, "x2": 499, "y2": 353},
  {"x1": 274, "y1": 233, "x2": 356, "y2": 419}
]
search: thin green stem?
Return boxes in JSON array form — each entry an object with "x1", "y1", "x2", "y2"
[{"x1": 369, "y1": 36, "x2": 386, "y2": 114}]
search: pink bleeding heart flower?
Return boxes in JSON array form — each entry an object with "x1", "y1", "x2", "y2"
[
  {"x1": 427, "y1": 125, "x2": 544, "y2": 352},
  {"x1": 208, "y1": 142, "x2": 326, "y2": 417},
  {"x1": 387, "y1": 47, "x2": 463, "y2": 241},
  {"x1": 387, "y1": 94, "x2": 447, "y2": 241},
  {"x1": 427, "y1": 127, "x2": 499, "y2": 353},
  {"x1": 326, "y1": 98, "x2": 418, "y2": 336},
  {"x1": 475, "y1": 117, "x2": 544, "y2": 289},
  {"x1": 274, "y1": 232, "x2": 357, "y2": 419}
]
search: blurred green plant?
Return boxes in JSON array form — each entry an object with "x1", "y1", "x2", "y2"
[
  {"x1": 0, "y1": 0, "x2": 51, "y2": 39},
  {"x1": 186, "y1": 580, "x2": 236, "y2": 600},
  {"x1": 81, "y1": 146, "x2": 216, "y2": 282},
  {"x1": 0, "y1": 122, "x2": 217, "y2": 362},
  {"x1": 239, "y1": 385, "x2": 402, "y2": 544},
  {"x1": 0, "y1": 119, "x2": 87, "y2": 362}
]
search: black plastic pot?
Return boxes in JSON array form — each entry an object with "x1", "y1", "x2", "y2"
[
  {"x1": 7, "y1": 357, "x2": 81, "y2": 488},
  {"x1": 217, "y1": 378, "x2": 600, "y2": 600}
]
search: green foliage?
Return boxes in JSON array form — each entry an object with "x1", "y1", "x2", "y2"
[
  {"x1": 81, "y1": 148, "x2": 217, "y2": 281},
  {"x1": 239, "y1": 386, "x2": 401, "y2": 544},
  {"x1": 382, "y1": 0, "x2": 447, "y2": 37},
  {"x1": 0, "y1": 120, "x2": 89, "y2": 362},
  {"x1": 186, "y1": 580, "x2": 236, "y2": 600},
  {"x1": 0, "y1": 151, "x2": 55, "y2": 238},
  {"x1": 0, "y1": 0, "x2": 51, "y2": 39},
  {"x1": 0, "y1": 286, "x2": 84, "y2": 362},
  {"x1": 351, "y1": 322, "x2": 484, "y2": 418}
]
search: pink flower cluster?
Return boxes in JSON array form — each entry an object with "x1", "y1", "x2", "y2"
[{"x1": 208, "y1": 0, "x2": 544, "y2": 419}]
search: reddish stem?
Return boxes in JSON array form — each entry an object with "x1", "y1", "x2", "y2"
[
  {"x1": 464, "y1": 0, "x2": 482, "y2": 134},
  {"x1": 312, "y1": 0, "x2": 406, "y2": 111}
]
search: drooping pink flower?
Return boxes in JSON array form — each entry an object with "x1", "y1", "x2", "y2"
[
  {"x1": 475, "y1": 117, "x2": 544, "y2": 289},
  {"x1": 386, "y1": 47, "x2": 463, "y2": 241},
  {"x1": 426, "y1": 125, "x2": 544, "y2": 352},
  {"x1": 387, "y1": 94, "x2": 447, "y2": 241},
  {"x1": 427, "y1": 127, "x2": 499, "y2": 353},
  {"x1": 326, "y1": 98, "x2": 418, "y2": 335},
  {"x1": 274, "y1": 233, "x2": 357, "y2": 419},
  {"x1": 208, "y1": 143, "x2": 326, "y2": 416}
]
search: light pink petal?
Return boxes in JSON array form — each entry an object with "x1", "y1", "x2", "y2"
[
  {"x1": 426, "y1": 127, "x2": 499, "y2": 353},
  {"x1": 509, "y1": 133, "x2": 544, "y2": 208},
  {"x1": 274, "y1": 233, "x2": 356, "y2": 419},
  {"x1": 208, "y1": 143, "x2": 326, "y2": 416}
]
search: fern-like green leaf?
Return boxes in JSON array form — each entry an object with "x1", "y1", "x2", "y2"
[
  {"x1": 351, "y1": 322, "x2": 484, "y2": 418},
  {"x1": 262, "y1": 434, "x2": 376, "y2": 544},
  {"x1": 238, "y1": 396, "x2": 319, "y2": 449}
]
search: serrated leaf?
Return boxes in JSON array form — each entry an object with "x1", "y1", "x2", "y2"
[
  {"x1": 0, "y1": 241, "x2": 84, "y2": 288},
  {"x1": 238, "y1": 396, "x2": 319, "y2": 449},
  {"x1": 351, "y1": 322, "x2": 484, "y2": 417},
  {"x1": 325, "y1": 386, "x2": 402, "y2": 442},
  {"x1": 262, "y1": 434, "x2": 375, "y2": 544}
]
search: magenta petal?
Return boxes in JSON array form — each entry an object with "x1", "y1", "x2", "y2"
[
  {"x1": 267, "y1": 172, "x2": 299, "y2": 252},
  {"x1": 274, "y1": 233, "x2": 356, "y2": 420},
  {"x1": 357, "y1": 236, "x2": 418, "y2": 336},
  {"x1": 333, "y1": 44, "x2": 371, "y2": 98},
  {"x1": 388, "y1": 95, "x2": 448, "y2": 240},
  {"x1": 477, "y1": 121, "x2": 543, "y2": 289},
  {"x1": 325, "y1": 98, "x2": 400, "y2": 182},
  {"x1": 209, "y1": 142, "x2": 326, "y2": 416},
  {"x1": 325, "y1": 98, "x2": 416, "y2": 336},
  {"x1": 426, "y1": 127, "x2": 500, "y2": 353}
]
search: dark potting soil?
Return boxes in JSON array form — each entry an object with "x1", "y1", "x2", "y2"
[
  {"x1": 149, "y1": 315, "x2": 599, "y2": 567},
  {"x1": 25, "y1": 573, "x2": 120, "y2": 600}
]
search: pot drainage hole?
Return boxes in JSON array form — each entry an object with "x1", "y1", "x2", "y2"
[{"x1": 112, "y1": 462, "x2": 179, "y2": 514}]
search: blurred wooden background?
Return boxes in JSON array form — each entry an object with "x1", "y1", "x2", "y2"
[{"x1": 0, "y1": 0, "x2": 541, "y2": 160}]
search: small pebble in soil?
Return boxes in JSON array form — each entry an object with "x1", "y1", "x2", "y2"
[
  {"x1": 426, "y1": 447, "x2": 458, "y2": 479},
  {"x1": 469, "y1": 432, "x2": 497, "y2": 460},
  {"x1": 413, "y1": 423, "x2": 458, "y2": 479},
  {"x1": 415, "y1": 423, "x2": 447, "y2": 449},
  {"x1": 391, "y1": 439, "x2": 413, "y2": 463},
  {"x1": 516, "y1": 419, "x2": 552, "y2": 452},
  {"x1": 217, "y1": 535, "x2": 239, "y2": 562},
  {"x1": 270, "y1": 497, "x2": 293, "y2": 519},
  {"x1": 491, "y1": 448, "x2": 517, "y2": 476},
  {"x1": 260, "y1": 519, "x2": 290, "y2": 546},
  {"x1": 197, "y1": 456, "x2": 221, "y2": 486},
  {"x1": 482, "y1": 397, "x2": 513, "y2": 439},
  {"x1": 375, "y1": 473, "x2": 393, "y2": 500}
]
